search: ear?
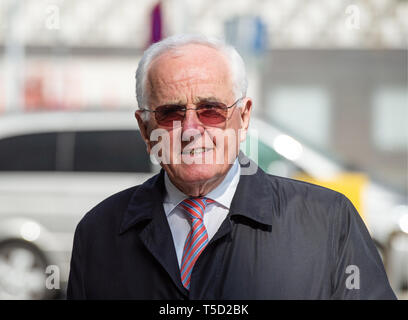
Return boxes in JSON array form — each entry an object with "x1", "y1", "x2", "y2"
[
  {"x1": 239, "y1": 98, "x2": 252, "y2": 142},
  {"x1": 135, "y1": 110, "x2": 152, "y2": 154}
]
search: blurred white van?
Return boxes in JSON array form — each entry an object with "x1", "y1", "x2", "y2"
[{"x1": 0, "y1": 110, "x2": 156, "y2": 299}]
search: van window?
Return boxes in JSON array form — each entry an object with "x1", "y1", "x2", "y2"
[
  {"x1": 73, "y1": 130, "x2": 151, "y2": 172},
  {"x1": 0, "y1": 133, "x2": 57, "y2": 171}
]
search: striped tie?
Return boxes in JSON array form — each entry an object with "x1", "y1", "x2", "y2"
[{"x1": 179, "y1": 197, "x2": 214, "y2": 290}]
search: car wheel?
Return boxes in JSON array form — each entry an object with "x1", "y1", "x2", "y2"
[{"x1": 0, "y1": 240, "x2": 51, "y2": 299}]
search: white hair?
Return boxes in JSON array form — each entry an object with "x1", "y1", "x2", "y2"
[{"x1": 135, "y1": 34, "x2": 248, "y2": 121}]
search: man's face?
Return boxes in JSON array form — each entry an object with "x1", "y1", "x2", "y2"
[{"x1": 136, "y1": 44, "x2": 252, "y2": 191}]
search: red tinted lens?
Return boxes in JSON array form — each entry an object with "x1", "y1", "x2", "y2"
[
  {"x1": 155, "y1": 105, "x2": 185, "y2": 126},
  {"x1": 197, "y1": 103, "x2": 227, "y2": 125}
]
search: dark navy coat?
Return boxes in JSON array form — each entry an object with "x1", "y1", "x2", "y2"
[{"x1": 67, "y1": 156, "x2": 396, "y2": 299}]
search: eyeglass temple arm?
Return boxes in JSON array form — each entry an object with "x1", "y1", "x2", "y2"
[{"x1": 139, "y1": 97, "x2": 244, "y2": 112}]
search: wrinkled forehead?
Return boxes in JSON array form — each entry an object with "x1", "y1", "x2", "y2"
[{"x1": 146, "y1": 44, "x2": 234, "y2": 101}]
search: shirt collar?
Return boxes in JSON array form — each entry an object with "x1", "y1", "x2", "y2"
[
  {"x1": 163, "y1": 158, "x2": 241, "y2": 217},
  {"x1": 119, "y1": 151, "x2": 274, "y2": 235}
]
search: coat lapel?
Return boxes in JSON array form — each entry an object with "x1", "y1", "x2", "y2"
[
  {"x1": 119, "y1": 170, "x2": 188, "y2": 297},
  {"x1": 228, "y1": 152, "x2": 275, "y2": 227},
  {"x1": 207, "y1": 152, "x2": 274, "y2": 245}
]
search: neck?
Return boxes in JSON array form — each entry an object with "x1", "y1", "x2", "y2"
[{"x1": 170, "y1": 172, "x2": 229, "y2": 197}]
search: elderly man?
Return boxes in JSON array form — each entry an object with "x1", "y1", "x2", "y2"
[{"x1": 67, "y1": 34, "x2": 396, "y2": 299}]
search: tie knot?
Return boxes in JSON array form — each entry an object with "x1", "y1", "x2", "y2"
[{"x1": 179, "y1": 197, "x2": 214, "y2": 221}]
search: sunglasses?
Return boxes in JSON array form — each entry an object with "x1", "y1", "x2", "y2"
[{"x1": 140, "y1": 97, "x2": 243, "y2": 127}]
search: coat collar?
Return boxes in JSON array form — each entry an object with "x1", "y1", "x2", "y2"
[
  {"x1": 119, "y1": 151, "x2": 274, "y2": 235},
  {"x1": 119, "y1": 170, "x2": 165, "y2": 234},
  {"x1": 228, "y1": 152, "x2": 274, "y2": 227}
]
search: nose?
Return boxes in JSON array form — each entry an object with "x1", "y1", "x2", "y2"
[{"x1": 182, "y1": 107, "x2": 204, "y2": 133}]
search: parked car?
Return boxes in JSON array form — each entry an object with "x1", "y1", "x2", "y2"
[{"x1": 0, "y1": 110, "x2": 157, "y2": 299}]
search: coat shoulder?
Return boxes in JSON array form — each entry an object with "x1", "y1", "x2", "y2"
[
  {"x1": 265, "y1": 172, "x2": 347, "y2": 210},
  {"x1": 76, "y1": 185, "x2": 140, "y2": 232}
]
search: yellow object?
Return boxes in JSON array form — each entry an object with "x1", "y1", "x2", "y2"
[{"x1": 293, "y1": 172, "x2": 368, "y2": 222}]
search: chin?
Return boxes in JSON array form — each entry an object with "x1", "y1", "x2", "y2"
[{"x1": 169, "y1": 163, "x2": 224, "y2": 185}]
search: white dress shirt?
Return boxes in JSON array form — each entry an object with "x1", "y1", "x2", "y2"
[{"x1": 163, "y1": 158, "x2": 241, "y2": 269}]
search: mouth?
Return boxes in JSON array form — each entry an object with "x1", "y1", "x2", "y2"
[{"x1": 181, "y1": 147, "x2": 213, "y2": 156}]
